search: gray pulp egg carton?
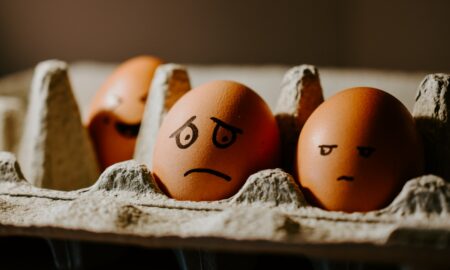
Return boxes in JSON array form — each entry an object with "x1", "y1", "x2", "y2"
[{"x1": 0, "y1": 60, "x2": 448, "y2": 266}]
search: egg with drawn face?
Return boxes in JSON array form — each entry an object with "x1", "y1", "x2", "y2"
[
  {"x1": 87, "y1": 55, "x2": 163, "y2": 170},
  {"x1": 152, "y1": 80, "x2": 281, "y2": 201},
  {"x1": 296, "y1": 87, "x2": 424, "y2": 212}
]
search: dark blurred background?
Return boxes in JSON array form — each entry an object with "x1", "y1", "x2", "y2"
[{"x1": 0, "y1": 0, "x2": 449, "y2": 76}]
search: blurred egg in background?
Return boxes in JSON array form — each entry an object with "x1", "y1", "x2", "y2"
[{"x1": 87, "y1": 55, "x2": 162, "y2": 169}]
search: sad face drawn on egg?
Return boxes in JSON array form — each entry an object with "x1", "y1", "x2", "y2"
[
  {"x1": 152, "y1": 80, "x2": 281, "y2": 201},
  {"x1": 87, "y1": 56, "x2": 163, "y2": 170},
  {"x1": 169, "y1": 115, "x2": 243, "y2": 181},
  {"x1": 297, "y1": 87, "x2": 424, "y2": 212}
]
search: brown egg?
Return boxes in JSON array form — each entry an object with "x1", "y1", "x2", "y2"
[
  {"x1": 87, "y1": 55, "x2": 163, "y2": 170},
  {"x1": 152, "y1": 80, "x2": 281, "y2": 201},
  {"x1": 296, "y1": 87, "x2": 424, "y2": 212}
]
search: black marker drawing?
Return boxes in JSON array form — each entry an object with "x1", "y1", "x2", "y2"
[
  {"x1": 357, "y1": 146, "x2": 375, "y2": 158},
  {"x1": 318, "y1": 144, "x2": 338, "y2": 156},
  {"x1": 184, "y1": 168, "x2": 231, "y2": 182},
  {"x1": 337, "y1": 175, "x2": 354, "y2": 181},
  {"x1": 210, "y1": 117, "x2": 243, "y2": 149},
  {"x1": 116, "y1": 122, "x2": 141, "y2": 138},
  {"x1": 169, "y1": 116, "x2": 199, "y2": 149}
]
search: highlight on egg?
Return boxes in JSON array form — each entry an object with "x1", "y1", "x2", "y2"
[
  {"x1": 296, "y1": 87, "x2": 424, "y2": 212},
  {"x1": 152, "y1": 80, "x2": 281, "y2": 201},
  {"x1": 86, "y1": 55, "x2": 163, "y2": 170}
]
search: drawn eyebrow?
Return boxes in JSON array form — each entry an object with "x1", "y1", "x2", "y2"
[
  {"x1": 169, "y1": 116, "x2": 197, "y2": 138},
  {"x1": 210, "y1": 117, "x2": 243, "y2": 134},
  {"x1": 318, "y1": 144, "x2": 337, "y2": 148}
]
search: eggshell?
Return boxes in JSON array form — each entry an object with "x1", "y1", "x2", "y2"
[
  {"x1": 87, "y1": 56, "x2": 163, "y2": 170},
  {"x1": 152, "y1": 80, "x2": 281, "y2": 201},
  {"x1": 296, "y1": 87, "x2": 424, "y2": 212}
]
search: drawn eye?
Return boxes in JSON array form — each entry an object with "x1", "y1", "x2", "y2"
[
  {"x1": 318, "y1": 145, "x2": 338, "y2": 156},
  {"x1": 357, "y1": 146, "x2": 375, "y2": 158},
  {"x1": 210, "y1": 117, "x2": 243, "y2": 149},
  {"x1": 169, "y1": 116, "x2": 198, "y2": 149},
  {"x1": 140, "y1": 95, "x2": 147, "y2": 103}
]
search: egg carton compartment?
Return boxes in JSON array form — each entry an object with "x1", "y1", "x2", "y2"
[{"x1": 0, "y1": 60, "x2": 448, "y2": 267}]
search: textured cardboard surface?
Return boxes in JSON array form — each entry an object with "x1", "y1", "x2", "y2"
[
  {"x1": 413, "y1": 74, "x2": 450, "y2": 181},
  {"x1": 0, "y1": 61, "x2": 448, "y2": 265},
  {"x1": 0, "y1": 96, "x2": 23, "y2": 153},
  {"x1": 275, "y1": 65, "x2": 323, "y2": 170},
  {"x1": 0, "y1": 157, "x2": 447, "y2": 263},
  {"x1": 17, "y1": 60, "x2": 99, "y2": 190}
]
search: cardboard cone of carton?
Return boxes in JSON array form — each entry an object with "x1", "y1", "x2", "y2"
[
  {"x1": 18, "y1": 60, "x2": 100, "y2": 190},
  {"x1": 134, "y1": 64, "x2": 191, "y2": 169},
  {"x1": 275, "y1": 65, "x2": 324, "y2": 171},
  {"x1": 413, "y1": 73, "x2": 450, "y2": 182},
  {"x1": 0, "y1": 96, "x2": 23, "y2": 153}
]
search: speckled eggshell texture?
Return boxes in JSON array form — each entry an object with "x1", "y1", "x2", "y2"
[
  {"x1": 152, "y1": 80, "x2": 281, "y2": 201},
  {"x1": 297, "y1": 87, "x2": 424, "y2": 212},
  {"x1": 87, "y1": 56, "x2": 163, "y2": 170}
]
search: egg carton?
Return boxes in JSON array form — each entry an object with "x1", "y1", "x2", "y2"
[{"x1": 0, "y1": 60, "x2": 448, "y2": 266}]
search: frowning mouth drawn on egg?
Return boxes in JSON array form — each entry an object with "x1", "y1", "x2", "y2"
[
  {"x1": 337, "y1": 175, "x2": 354, "y2": 181},
  {"x1": 115, "y1": 121, "x2": 141, "y2": 138},
  {"x1": 184, "y1": 168, "x2": 231, "y2": 182}
]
